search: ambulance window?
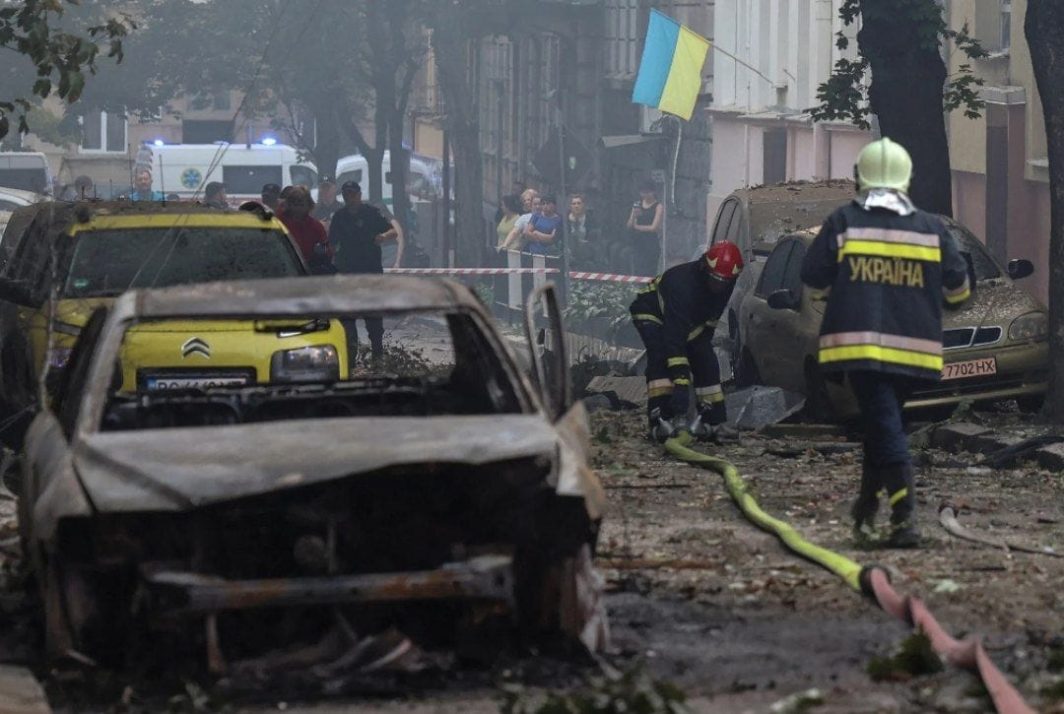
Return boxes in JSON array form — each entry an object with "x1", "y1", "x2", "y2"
[
  {"x1": 222, "y1": 166, "x2": 283, "y2": 194},
  {"x1": 755, "y1": 240, "x2": 794, "y2": 298},
  {"x1": 291, "y1": 165, "x2": 318, "y2": 188}
]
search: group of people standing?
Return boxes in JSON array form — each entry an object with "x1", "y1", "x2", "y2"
[{"x1": 493, "y1": 180, "x2": 664, "y2": 276}]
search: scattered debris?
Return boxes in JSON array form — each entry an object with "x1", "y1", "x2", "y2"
[
  {"x1": 726, "y1": 387, "x2": 805, "y2": 431},
  {"x1": 768, "y1": 687, "x2": 824, "y2": 713},
  {"x1": 498, "y1": 663, "x2": 691, "y2": 714},
  {"x1": 584, "y1": 376, "x2": 647, "y2": 409},
  {"x1": 932, "y1": 579, "x2": 963, "y2": 594},
  {"x1": 939, "y1": 504, "x2": 1064, "y2": 558},
  {"x1": 867, "y1": 631, "x2": 943, "y2": 682}
]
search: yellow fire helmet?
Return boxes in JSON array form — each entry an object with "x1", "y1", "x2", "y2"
[{"x1": 855, "y1": 137, "x2": 913, "y2": 193}]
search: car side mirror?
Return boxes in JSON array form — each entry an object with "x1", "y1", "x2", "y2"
[
  {"x1": 0, "y1": 278, "x2": 36, "y2": 307},
  {"x1": 1008, "y1": 258, "x2": 1034, "y2": 280},
  {"x1": 767, "y1": 289, "x2": 800, "y2": 311}
]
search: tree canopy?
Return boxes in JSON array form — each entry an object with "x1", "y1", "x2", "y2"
[{"x1": 0, "y1": 0, "x2": 131, "y2": 140}]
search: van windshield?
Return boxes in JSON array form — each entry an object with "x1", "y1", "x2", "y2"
[
  {"x1": 62, "y1": 227, "x2": 303, "y2": 298},
  {"x1": 0, "y1": 169, "x2": 47, "y2": 194}
]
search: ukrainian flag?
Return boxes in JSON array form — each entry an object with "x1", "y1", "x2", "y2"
[{"x1": 632, "y1": 10, "x2": 710, "y2": 121}]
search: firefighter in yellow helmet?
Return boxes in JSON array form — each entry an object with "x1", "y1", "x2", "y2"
[{"x1": 800, "y1": 137, "x2": 971, "y2": 548}]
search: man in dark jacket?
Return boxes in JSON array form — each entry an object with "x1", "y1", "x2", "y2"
[
  {"x1": 328, "y1": 181, "x2": 397, "y2": 361},
  {"x1": 801, "y1": 137, "x2": 970, "y2": 548},
  {"x1": 630, "y1": 240, "x2": 743, "y2": 442}
]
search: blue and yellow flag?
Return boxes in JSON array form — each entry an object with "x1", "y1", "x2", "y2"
[{"x1": 631, "y1": 10, "x2": 710, "y2": 121}]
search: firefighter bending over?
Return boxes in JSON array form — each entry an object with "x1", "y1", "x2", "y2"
[
  {"x1": 630, "y1": 241, "x2": 743, "y2": 442},
  {"x1": 800, "y1": 137, "x2": 971, "y2": 549}
]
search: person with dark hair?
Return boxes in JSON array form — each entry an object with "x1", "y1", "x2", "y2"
[
  {"x1": 312, "y1": 179, "x2": 341, "y2": 225},
  {"x1": 261, "y1": 183, "x2": 282, "y2": 211},
  {"x1": 130, "y1": 168, "x2": 164, "y2": 202},
  {"x1": 204, "y1": 181, "x2": 228, "y2": 209},
  {"x1": 496, "y1": 194, "x2": 522, "y2": 250},
  {"x1": 626, "y1": 180, "x2": 664, "y2": 275},
  {"x1": 278, "y1": 185, "x2": 331, "y2": 269},
  {"x1": 567, "y1": 193, "x2": 601, "y2": 269},
  {"x1": 524, "y1": 193, "x2": 562, "y2": 256},
  {"x1": 329, "y1": 181, "x2": 396, "y2": 361}
]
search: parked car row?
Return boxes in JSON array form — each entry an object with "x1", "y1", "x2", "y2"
[{"x1": 0, "y1": 199, "x2": 607, "y2": 666}]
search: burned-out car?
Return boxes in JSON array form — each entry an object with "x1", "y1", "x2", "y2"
[{"x1": 17, "y1": 275, "x2": 608, "y2": 668}]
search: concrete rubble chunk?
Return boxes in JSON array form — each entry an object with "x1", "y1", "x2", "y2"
[
  {"x1": 726, "y1": 386, "x2": 805, "y2": 431},
  {"x1": 584, "y1": 376, "x2": 647, "y2": 409},
  {"x1": 1034, "y1": 442, "x2": 1064, "y2": 471},
  {"x1": 930, "y1": 423, "x2": 991, "y2": 452},
  {"x1": 0, "y1": 666, "x2": 50, "y2": 714}
]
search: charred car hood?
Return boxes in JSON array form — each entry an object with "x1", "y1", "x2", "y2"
[{"x1": 73, "y1": 415, "x2": 558, "y2": 512}]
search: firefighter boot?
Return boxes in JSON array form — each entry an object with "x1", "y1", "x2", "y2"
[
  {"x1": 851, "y1": 464, "x2": 880, "y2": 544},
  {"x1": 883, "y1": 464, "x2": 920, "y2": 549}
]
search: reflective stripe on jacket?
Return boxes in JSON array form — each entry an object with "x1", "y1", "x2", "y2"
[{"x1": 800, "y1": 203, "x2": 970, "y2": 381}]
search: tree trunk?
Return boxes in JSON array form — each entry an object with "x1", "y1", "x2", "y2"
[
  {"x1": 309, "y1": 97, "x2": 342, "y2": 183},
  {"x1": 1026, "y1": 0, "x2": 1064, "y2": 420},
  {"x1": 389, "y1": 109, "x2": 412, "y2": 227},
  {"x1": 858, "y1": 0, "x2": 953, "y2": 216},
  {"x1": 433, "y1": 21, "x2": 486, "y2": 267}
]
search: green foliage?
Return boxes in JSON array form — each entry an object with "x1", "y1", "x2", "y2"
[
  {"x1": 563, "y1": 282, "x2": 636, "y2": 337},
  {"x1": 811, "y1": 1, "x2": 987, "y2": 126},
  {"x1": 498, "y1": 663, "x2": 691, "y2": 714},
  {"x1": 0, "y1": 1, "x2": 132, "y2": 139},
  {"x1": 866, "y1": 631, "x2": 943, "y2": 682}
]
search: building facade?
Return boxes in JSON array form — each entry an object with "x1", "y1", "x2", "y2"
[
  {"x1": 948, "y1": 0, "x2": 1050, "y2": 302},
  {"x1": 710, "y1": 0, "x2": 872, "y2": 231}
]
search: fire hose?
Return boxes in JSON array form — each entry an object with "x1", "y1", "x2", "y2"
[{"x1": 663, "y1": 431, "x2": 1035, "y2": 714}]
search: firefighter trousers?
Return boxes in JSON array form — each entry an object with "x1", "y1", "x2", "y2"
[{"x1": 633, "y1": 318, "x2": 725, "y2": 426}]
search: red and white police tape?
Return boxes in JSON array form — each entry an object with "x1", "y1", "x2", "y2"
[{"x1": 383, "y1": 267, "x2": 653, "y2": 283}]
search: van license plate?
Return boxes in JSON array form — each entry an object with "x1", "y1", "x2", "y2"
[
  {"x1": 146, "y1": 376, "x2": 249, "y2": 391},
  {"x1": 942, "y1": 357, "x2": 997, "y2": 381}
]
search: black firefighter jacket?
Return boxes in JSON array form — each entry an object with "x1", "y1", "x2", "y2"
[
  {"x1": 800, "y1": 203, "x2": 971, "y2": 382},
  {"x1": 629, "y1": 260, "x2": 734, "y2": 385}
]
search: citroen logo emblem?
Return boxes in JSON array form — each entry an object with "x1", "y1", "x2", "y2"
[{"x1": 182, "y1": 337, "x2": 211, "y2": 359}]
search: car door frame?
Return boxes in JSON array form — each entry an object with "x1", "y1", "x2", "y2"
[{"x1": 742, "y1": 239, "x2": 795, "y2": 383}]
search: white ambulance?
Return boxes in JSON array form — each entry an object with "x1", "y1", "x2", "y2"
[
  {"x1": 143, "y1": 142, "x2": 318, "y2": 203},
  {"x1": 335, "y1": 151, "x2": 440, "y2": 207}
]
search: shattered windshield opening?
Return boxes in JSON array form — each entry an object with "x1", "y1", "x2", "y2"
[
  {"x1": 99, "y1": 308, "x2": 522, "y2": 431},
  {"x1": 62, "y1": 227, "x2": 302, "y2": 298},
  {"x1": 947, "y1": 225, "x2": 1002, "y2": 281}
]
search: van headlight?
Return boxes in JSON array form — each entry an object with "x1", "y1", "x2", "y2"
[
  {"x1": 1008, "y1": 312, "x2": 1048, "y2": 342},
  {"x1": 270, "y1": 345, "x2": 339, "y2": 383}
]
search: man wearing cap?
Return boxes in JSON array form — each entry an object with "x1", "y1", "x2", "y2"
[{"x1": 328, "y1": 181, "x2": 397, "y2": 362}]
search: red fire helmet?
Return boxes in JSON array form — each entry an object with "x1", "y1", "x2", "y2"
[{"x1": 705, "y1": 240, "x2": 744, "y2": 280}]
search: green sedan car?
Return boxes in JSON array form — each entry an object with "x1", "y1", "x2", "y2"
[{"x1": 734, "y1": 218, "x2": 1047, "y2": 419}]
